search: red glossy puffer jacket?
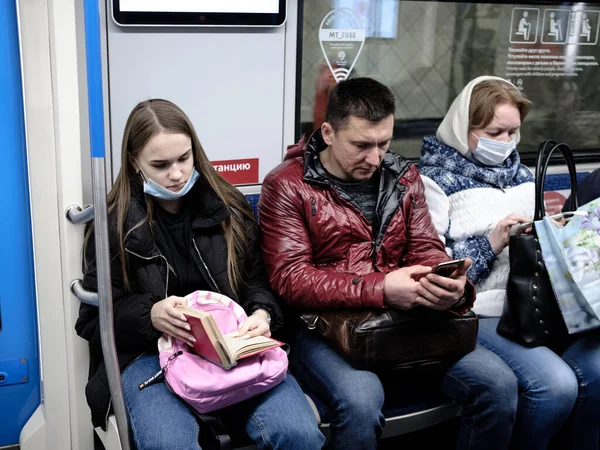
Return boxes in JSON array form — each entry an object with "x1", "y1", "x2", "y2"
[{"x1": 259, "y1": 131, "x2": 472, "y2": 311}]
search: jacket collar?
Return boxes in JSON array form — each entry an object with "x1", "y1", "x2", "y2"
[
  {"x1": 303, "y1": 129, "x2": 411, "y2": 186},
  {"x1": 123, "y1": 179, "x2": 230, "y2": 256},
  {"x1": 187, "y1": 181, "x2": 230, "y2": 230},
  {"x1": 302, "y1": 129, "x2": 413, "y2": 253}
]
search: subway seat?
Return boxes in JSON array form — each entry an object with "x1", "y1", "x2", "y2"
[
  {"x1": 304, "y1": 389, "x2": 460, "y2": 440},
  {"x1": 223, "y1": 390, "x2": 460, "y2": 449}
]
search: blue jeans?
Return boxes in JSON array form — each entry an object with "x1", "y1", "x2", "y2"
[
  {"x1": 122, "y1": 354, "x2": 325, "y2": 450},
  {"x1": 558, "y1": 330, "x2": 600, "y2": 450},
  {"x1": 478, "y1": 317, "x2": 600, "y2": 450},
  {"x1": 290, "y1": 328, "x2": 518, "y2": 450}
]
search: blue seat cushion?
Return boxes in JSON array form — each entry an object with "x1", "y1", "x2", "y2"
[{"x1": 245, "y1": 193, "x2": 260, "y2": 218}]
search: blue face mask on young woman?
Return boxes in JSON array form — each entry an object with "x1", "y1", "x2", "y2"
[
  {"x1": 141, "y1": 168, "x2": 200, "y2": 201},
  {"x1": 470, "y1": 132, "x2": 516, "y2": 166}
]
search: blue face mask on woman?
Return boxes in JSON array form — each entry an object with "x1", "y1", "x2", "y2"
[
  {"x1": 470, "y1": 132, "x2": 516, "y2": 166},
  {"x1": 141, "y1": 168, "x2": 200, "y2": 201}
]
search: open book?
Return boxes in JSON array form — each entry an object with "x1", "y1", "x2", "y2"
[{"x1": 176, "y1": 305, "x2": 283, "y2": 370}]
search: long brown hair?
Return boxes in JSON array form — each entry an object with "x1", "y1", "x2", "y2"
[
  {"x1": 84, "y1": 99, "x2": 254, "y2": 294},
  {"x1": 469, "y1": 80, "x2": 532, "y2": 131}
]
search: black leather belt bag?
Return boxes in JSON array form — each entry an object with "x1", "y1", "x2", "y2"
[{"x1": 301, "y1": 308, "x2": 478, "y2": 371}]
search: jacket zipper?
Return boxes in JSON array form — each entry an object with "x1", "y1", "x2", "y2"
[
  {"x1": 328, "y1": 185, "x2": 377, "y2": 253},
  {"x1": 409, "y1": 194, "x2": 417, "y2": 209},
  {"x1": 192, "y1": 239, "x2": 221, "y2": 293},
  {"x1": 311, "y1": 198, "x2": 317, "y2": 216},
  {"x1": 401, "y1": 194, "x2": 418, "y2": 240},
  {"x1": 372, "y1": 182, "x2": 407, "y2": 254},
  {"x1": 125, "y1": 248, "x2": 175, "y2": 298}
]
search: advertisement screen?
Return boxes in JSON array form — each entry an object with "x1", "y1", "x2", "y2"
[
  {"x1": 113, "y1": 0, "x2": 286, "y2": 26},
  {"x1": 119, "y1": 0, "x2": 279, "y2": 14}
]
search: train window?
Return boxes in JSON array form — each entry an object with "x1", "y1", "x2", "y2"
[{"x1": 298, "y1": 1, "x2": 600, "y2": 165}]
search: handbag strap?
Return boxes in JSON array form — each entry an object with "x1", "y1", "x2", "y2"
[
  {"x1": 534, "y1": 140, "x2": 579, "y2": 220},
  {"x1": 300, "y1": 313, "x2": 329, "y2": 335}
]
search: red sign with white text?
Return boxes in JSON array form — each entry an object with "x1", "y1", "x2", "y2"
[
  {"x1": 211, "y1": 158, "x2": 259, "y2": 185},
  {"x1": 544, "y1": 191, "x2": 568, "y2": 216}
]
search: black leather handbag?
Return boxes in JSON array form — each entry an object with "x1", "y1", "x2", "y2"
[
  {"x1": 301, "y1": 308, "x2": 478, "y2": 371},
  {"x1": 497, "y1": 140, "x2": 577, "y2": 348}
]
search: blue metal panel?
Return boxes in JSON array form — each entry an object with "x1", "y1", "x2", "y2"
[
  {"x1": 0, "y1": 1, "x2": 40, "y2": 446},
  {"x1": 0, "y1": 358, "x2": 30, "y2": 387},
  {"x1": 84, "y1": 0, "x2": 106, "y2": 158}
]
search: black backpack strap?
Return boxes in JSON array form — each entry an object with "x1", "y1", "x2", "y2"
[
  {"x1": 192, "y1": 410, "x2": 232, "y2": 450},
  {"x1": 164, "y1": 378, "x2": 232, "y2": 450}
]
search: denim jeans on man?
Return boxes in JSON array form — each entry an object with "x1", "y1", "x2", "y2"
[
  {"x1": 290, "y1": 328, "x2": 518, "y2": 450},
  {"x1": 478, "y1": 317, "x2": 600, "y2": 450},
  {"x1": 122, "y1": 354, "x2": 325, "y2": 450}
]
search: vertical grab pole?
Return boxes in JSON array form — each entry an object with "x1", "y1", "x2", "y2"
[{"x1": 82, "y1": 1, "x2": 131, "y2": 449}]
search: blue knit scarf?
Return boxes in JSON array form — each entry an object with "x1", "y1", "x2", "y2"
[{"x1": 419, "y1": 135, "x2": 534, "y2": 196}]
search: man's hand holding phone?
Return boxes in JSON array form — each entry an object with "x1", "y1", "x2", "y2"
[{"x1": 415, "y1": 258, "x2": 472, "y2": 311}]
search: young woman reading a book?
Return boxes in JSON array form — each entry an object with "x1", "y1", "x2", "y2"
[{"x1": 75, "y1": 99, "x2": 325, "y2": 450}]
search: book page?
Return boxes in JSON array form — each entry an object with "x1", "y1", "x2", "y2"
[
  {"x1": 176, "y1": 305, "x2": 210, "y2": 319},
  {"x1": 223, "y1": 333, "x2": 282, "y2": 360}
]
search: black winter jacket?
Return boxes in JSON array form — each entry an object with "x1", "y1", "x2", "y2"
[
  {"x1": 75, "y1": 181, "x2": 283, "y2": 429},
  {"x1": 564, "y1": 167, "x2": 600, "y2": 211}
]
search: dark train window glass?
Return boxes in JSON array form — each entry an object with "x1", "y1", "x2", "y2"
[{"x1": 298, "y1": 1, "x2": 600, "y2": 164}]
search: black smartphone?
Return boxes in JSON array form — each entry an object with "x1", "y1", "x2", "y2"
[{"x1": 432, "y1": 259, "x2": 466, "y2": 278}]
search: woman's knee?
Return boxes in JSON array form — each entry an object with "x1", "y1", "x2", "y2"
[
  {"x1": 549, "y1": 365, "x2": 578, "y2": 403},
  {"x1": 127, "y1": 386, "x2": 201, "y2": 450},
  {"x1": 133, "y1": 421, "x2": 201, "y2": 450},
  {"x1": 273, "y1": 421, "x2": 326, "y2": 449},
  {"x1": 248, "y1": 401, "x2": 325, "y2": 450},
  {"x1": 525, "y1": 361, "x2": 578, "y2": 412}
]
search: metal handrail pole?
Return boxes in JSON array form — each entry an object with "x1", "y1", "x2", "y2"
[{"x1": 83, "y1": 0, "x2": 130, "y2": 447}]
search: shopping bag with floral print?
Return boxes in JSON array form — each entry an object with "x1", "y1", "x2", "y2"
[{"x1": 535, "y1": 198, "x2": 600, "y2": 334}]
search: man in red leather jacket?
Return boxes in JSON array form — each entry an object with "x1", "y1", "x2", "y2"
[{"x1": 259, "y1": 78, "x2": 519, "y2": 450}]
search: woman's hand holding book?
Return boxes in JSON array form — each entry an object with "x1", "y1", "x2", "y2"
[
  {"x1": 151, "y1": 296, "x2": 197, "y2": 346},
  {"x1": 233, "y1": 309, "x2": 271, "y2": 339}
]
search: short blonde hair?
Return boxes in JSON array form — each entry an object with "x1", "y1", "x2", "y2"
[{"x1": 469, "y1": 80, "x2": 532, "y2": 130}]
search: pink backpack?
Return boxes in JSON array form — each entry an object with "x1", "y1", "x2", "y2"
[{"x1": 158, "y1": 291, "x2": 288, "y2": 413}]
